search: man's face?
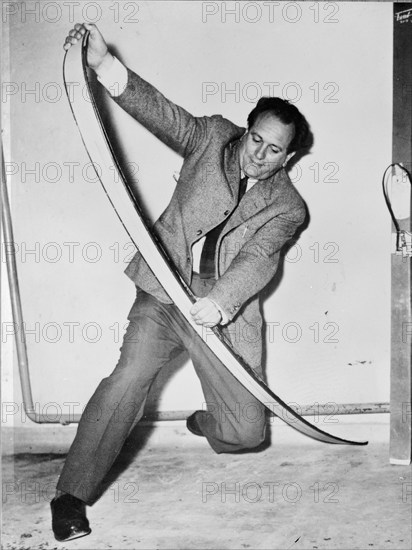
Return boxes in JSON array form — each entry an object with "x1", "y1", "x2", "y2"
[{"x1": 239, "y1": 112, "x2": 296, "y2": 180}]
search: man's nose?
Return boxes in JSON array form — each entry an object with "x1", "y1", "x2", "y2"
[{"x1": 255, "y1": 144, "x2": 266, "y2": 160}]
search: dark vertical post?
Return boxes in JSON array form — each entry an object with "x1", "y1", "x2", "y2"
[{"x1": 390, "y1": 4, "x2": 412, "y2": 465}]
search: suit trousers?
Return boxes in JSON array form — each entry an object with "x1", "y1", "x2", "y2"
[{"x1": 57, "y1": 275, "x2": 266, "y2": 504}]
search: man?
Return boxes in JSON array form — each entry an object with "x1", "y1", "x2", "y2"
[{"x1": 52, "y1": 22, "x2": 309, "y2": 542}]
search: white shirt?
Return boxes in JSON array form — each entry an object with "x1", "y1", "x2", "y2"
[
  {"x1": 96, "y1": 55, "x2": 128, "y2": 95},
  {"x1": 191, "y1": 174, "x2": 258, "y2": 272}
]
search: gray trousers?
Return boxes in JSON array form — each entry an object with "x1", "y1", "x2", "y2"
[{"x1": 57, "y1": 275, "x2": 266, "y2": 504}]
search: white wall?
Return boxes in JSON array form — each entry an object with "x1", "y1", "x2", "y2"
[{"x1": 2, "y1": 1, "x2": 393, "y2": 429}]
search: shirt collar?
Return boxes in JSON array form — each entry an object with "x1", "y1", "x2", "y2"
[{"x1": 240, "y1": 170, "x2": 259, "y2": 187}]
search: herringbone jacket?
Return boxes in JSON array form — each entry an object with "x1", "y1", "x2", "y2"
[{"x1": 113, "y1": 69, "x2": 306, "y2": 370}]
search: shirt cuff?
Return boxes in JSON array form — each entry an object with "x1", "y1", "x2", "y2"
[
  {"x1": 208, "y1": 298, "x2": 229, "y2": 326},
  {"x1": 96, "y1": 56, "x2": 128, "y2": 97}
]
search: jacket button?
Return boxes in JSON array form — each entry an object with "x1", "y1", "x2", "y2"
[
  {"x1": 196, "y1": 229, "x2": 202, "y2": 236},
  {"x1": 224, "y1": 210, "x2": 230, "y2": 216},
  {"x1": 187, "y1": 257, "x2": 191, "y2": 263}
]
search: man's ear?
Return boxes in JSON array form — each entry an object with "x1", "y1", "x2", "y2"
[{"x1": 283, "y1": 151, "x2": 295, "y2": 167}]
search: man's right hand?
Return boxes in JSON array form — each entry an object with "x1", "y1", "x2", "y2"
[{"x1": 63, "y1": 23, "x2": 113, "y2": 74}]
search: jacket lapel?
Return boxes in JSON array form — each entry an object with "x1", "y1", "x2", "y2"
[{"x1": 222, "y1": 169, "x2": 285, "y2": 235}]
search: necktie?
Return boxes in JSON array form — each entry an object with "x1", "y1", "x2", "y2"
[{"x1": 199, "y1": 176, "x2": 248, "y2": 279}]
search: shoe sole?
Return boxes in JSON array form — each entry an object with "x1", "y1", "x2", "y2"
[{"x1": 54, "y1": 528, "x2": 92, "y2": 542}]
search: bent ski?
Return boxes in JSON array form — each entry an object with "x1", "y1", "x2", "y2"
[{"x1": 63, "y1": 33, "x2": 367, "y2": 446}]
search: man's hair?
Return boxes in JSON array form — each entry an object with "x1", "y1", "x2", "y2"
[{"x1": 247, "y1": 97, "x2": 310, "y2": 153}]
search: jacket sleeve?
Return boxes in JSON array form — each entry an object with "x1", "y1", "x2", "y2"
[
  {"x1": 111, "y1": 68, "x2": 208, "y2": 158},
  {"x1": 207, "y1": 206, "x2": 306, "y2": 322}
]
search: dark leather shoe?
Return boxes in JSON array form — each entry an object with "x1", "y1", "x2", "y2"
[
  {"x1": 186, "y1": 411, "x2": 205, "y2": 437},
  {"x1": 50, "y1": 493, "x2": 91, "y2": 542}
]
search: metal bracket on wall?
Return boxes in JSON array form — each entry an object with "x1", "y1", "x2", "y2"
[{"x1": 395, "y1": 230, "x2": 412, "y2": 258}]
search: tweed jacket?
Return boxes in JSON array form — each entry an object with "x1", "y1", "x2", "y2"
[{"x1": 112, "y1": 69, "x2": 306, "y2": 370}]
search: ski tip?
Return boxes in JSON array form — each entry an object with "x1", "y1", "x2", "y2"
[{"x1": 343, "y1": 439, "x2": 369, "y2": 446}]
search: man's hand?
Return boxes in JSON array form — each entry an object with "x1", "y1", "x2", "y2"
[
  {"x1": 190, "y1": 298, "x2": 222, "y2": 328},
  {"x1": 63, "y1": 23, "x2": 112, "y2": 73}
]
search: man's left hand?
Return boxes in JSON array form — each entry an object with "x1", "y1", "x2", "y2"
[{"x1": 190, "y1": 298, "x2": 222, "y2": 327}]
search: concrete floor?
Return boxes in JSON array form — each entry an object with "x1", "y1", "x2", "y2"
[{"x1": 2, "y1": 418, "x2": 411, "y2": 550}]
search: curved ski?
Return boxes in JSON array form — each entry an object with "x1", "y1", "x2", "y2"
[{"x1": 63, "y1": 34, "x2": 367, "y2": 446}]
